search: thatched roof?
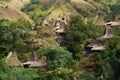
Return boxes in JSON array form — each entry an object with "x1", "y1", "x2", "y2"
[
  {"x1": 6, "y1": 52, "x2": 23, "y2": 67},
  {"x1": 87, "y1": 40, "x2": 105, "y2": 51},
  {"x1": 98, "y1": 26, "x2": 113, "y2": 40},
  {"x1": 106, "y1": 21, "x2": 120, "y2": 26},
  {"x1": 23, "y1": 60, "x2": 46, "y2": 68},
  {"x1": 87, "y1": 25, "x2": 114, "y2": 51},
  {"x1": 23, "y1": 52, "x2": 46, "y2": 68},
  {"x1": 56, "y1": 29, "x2": 64, "y2": 33},
  {"x1": 54, "y1": 17, "x2": 66, "y2": 33}
]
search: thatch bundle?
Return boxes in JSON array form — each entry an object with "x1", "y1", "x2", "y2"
[{"x1": 6, "y1": 52, "x2": 23, "y2": 67}]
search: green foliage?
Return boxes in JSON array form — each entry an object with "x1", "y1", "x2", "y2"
[
  {"x1": 73, "y1": 58, "x2": 98, "y2": 72},
  {"x1": 0, "y1": 60, "x2": 39, "y2": 80},
  {"x1": 94, "y1": 0, "x2": 101, "y2": 3},
  {"x1": 103, "y1": 37, "x2": 120, "y2": 59},
  {"x1": 96, "y1": 53, "x2": 120, "y2": 80},
  {"x1": 0, "y1": 19, "x2": 32, "y2": 52},
  {"x1": 22, "y1": 0, "x2": 48, "y2": 23},
  {"x1": 64, "y1": 15, "x2": 96, "y2": 59},
  {"x1": 0, "y1": 68, "x2": 39, "y2": 80},
  {"x1": 78, "y1": 72, "x2": 97, "y2": 80},
  {"x1": 39, "y1": 68, "x2": 72, "y2": 80},
  {"x1": 105, "y1": 4, "x2": 120, "y2": 21},
  {"x1": 75, "y1": 8, "x2": 89, "y2": 17},
  {"x1": 110, "y1": 4, "x2": 120, "y2": 16},
  {"x1": 0, "y1": 60, "x2": 10, "y2": 73},
  {"x1": 37, "y1": 45, "x2": 51, "y2": 57},
  {"x1": 45, "y1": 47, "x2": 73, "y2": 70},
  {"x1": 65, "y1": 0, "x2": 71, "y2": 3},
  {"x1": 44, "y1": 46, "x2": 73, "y2": 70},
  {"x1": 0, "y1": 46, "x2": 9, "y2": 59},
  {"x1": 94, "y1": 37, "x2": 120, "y2": 80}
]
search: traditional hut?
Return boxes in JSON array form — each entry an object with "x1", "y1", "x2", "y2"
[
  {"x1": 54, "y1": 17, "x2": 66, "y2": 33},
  {"x1": 23, "y1": 59, "x2": 46, "y2": 68},
  {"x1": 6, "y1": 52, "x2": 23, "y2": 67},
  {"x1": 23, "y1": 52, "x2": 46, "y2": 68},
  {"x1": 98, "y1": 26, "x2": 113, "y2": 40},
  {"x1": 87, "y1": 39, "x2": 105, "y2": 51},
  {"x1": 86, "y1": 25, "x2": 113, "y2": 51}
]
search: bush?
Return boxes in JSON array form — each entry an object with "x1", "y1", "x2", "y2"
[
  {"x1": 39, "y1": 68, "x2": 72, "y2": 80},
  {"x1": 0, "y1": 60, "x2": 39, "y2": 80},
  {"x1": 44, "y1": 46, "x2": 73, "y2": 70}
]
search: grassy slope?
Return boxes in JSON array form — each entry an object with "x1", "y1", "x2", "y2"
[
  {"x1": 39, "y1": 0, "x2": 55, "y2": 5},
  {"x1": 45, "y1": 0, "x2": 117, "y2": 22},
  {"x1": 0, "y1": 0, "x2": 118, "y2": 24},
  {"x1": 70, "y1": 0, "x2": 96, "y2": 10},
  {"x1": 0, "y1": 0, "x2": 33, "y2": 24},
  {"x1": 46, "y1": 2, "x2": 79, "y2": 20},
  {"x1": 96, "y1": 0, "x2": 118, "y2": 4},
  {"x1": 8, "y1": 0, "x2": 30, "y2": 9}
]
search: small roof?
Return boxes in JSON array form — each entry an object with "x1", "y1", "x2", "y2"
[
  {"x1": 23, "y1": 56, "x2": 46, "y2": 68},
  {"x1": 6, "y1": 52, "x2": 23, "y2": 67},
  {"x1": 98, "y1": 26, "x2": 113, "y2": 40},
  {"x1": 91, "y1": 46, "x2": 105, "y2": 50},
  {"x1": 105, "y1": 21, "x2": 120, "y2": 26},
  {"x1": 87, "y1": 40, "x2": 105, "y2": 51},
  {"x1": 56, "y1": 29, "x2": 64, "y2": 33}
]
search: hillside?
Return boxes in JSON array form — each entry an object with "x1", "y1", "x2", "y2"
[
  {"x1": 0, "y1": 0, "x2": 119, "y2": 24},
  {"x1": 1, "y1": 0, "x2": 120, "y2": 80},
  {"x1": 21, "y1": 0, "x2": 119, "y2": 24},
  {"x1": 71, "y1": 0, "x2": 96, "y2": 10},
  {"x1": 0, "y1": 0, "x2": 33, "y2": 24},
  {"x1": 0, "y1": 7, "x2": 33, "y2": 23},
  {"x1": 39, "y1": 0, "x2": 55, "y2": 5},
  {"x1": 46, "y1": 3, "x2": 79, "y2": 21},
  {"x1": 8, "y1": 0, "x2": 30, "y2": 9}
]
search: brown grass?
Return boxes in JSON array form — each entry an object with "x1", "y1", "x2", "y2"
[
  {"x1": 0, "y1": 7, "x2": 33, "y2": 24},
  {"x1": 71, "y1": 0, "x2": 96, "y2": 11}
]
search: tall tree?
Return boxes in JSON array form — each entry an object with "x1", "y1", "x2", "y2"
[
  {"x1": 64, "y1": 15, "x2": 96, "y2": 59},
  {"x1": 0, "y1": 19, "x2": 32, "y2": 52}
]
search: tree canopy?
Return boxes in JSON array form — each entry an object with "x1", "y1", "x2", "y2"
[
  {"x1": 0, "y1": 19, "x2": 32, "y2": 57},
  {"x1": 64, "y1": 15, "x2": 96, "y2": 59},
  {"x1": 44, "y1": 46, "x2": 73, "y2": 70}
]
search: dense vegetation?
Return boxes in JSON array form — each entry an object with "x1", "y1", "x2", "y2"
[
  {"x1": 1, "y1": 0, "x2": 120, "y2": 80},
  {"x1": 0, "y1": 15, "x2": 120, "y2": 80},
  {"x1": 0, "y1": 19, "x2": 32, "y2": 59}
]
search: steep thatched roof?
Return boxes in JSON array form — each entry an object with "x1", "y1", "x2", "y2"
[
  {"x1": 98, "y1": 26, "x2": 113, "y2": 40},
  {"x1": 6, "y1": 52, "x2": 23, "y2": 67},
  {"x1": 87, "y1": 39, "x2": 105, "y2": 51}
]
